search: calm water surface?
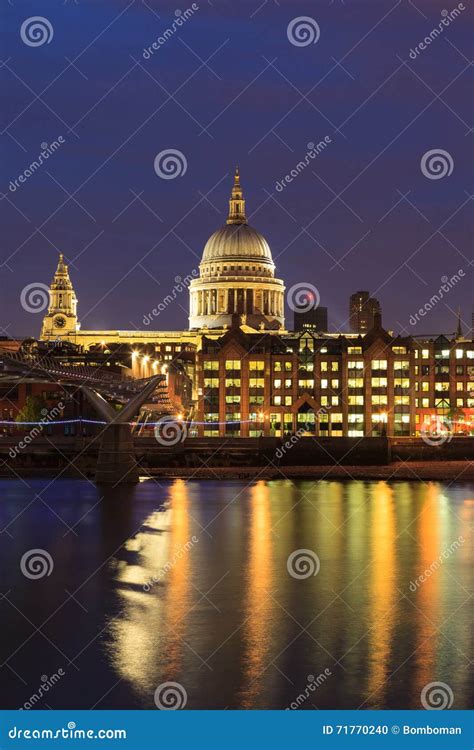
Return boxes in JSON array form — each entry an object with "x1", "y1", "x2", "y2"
[{"x1": 0, "y1": 478, "x2": 472, "y2": 709}]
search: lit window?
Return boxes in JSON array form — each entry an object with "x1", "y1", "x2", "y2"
[
  {"x1": 348, "y1": 395, "x2": 364, "y2": 405},
  {"x1": 225, "y1": 359, "x2": 241, "y2": 370}
]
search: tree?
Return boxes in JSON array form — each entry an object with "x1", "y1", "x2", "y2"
[{"x1": 15, "y1": 396, "x2": 49, "y2": 423}]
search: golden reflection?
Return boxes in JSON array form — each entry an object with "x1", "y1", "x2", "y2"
[
  {"x1": 159, "y1": 480, "x2": 191, "y2": 677},
  {"x1": 240, "y1": 481, "x2": 274, "y2": 708},
  {"x1": 367, "y1": 482, "x2": 396, "y2": 706},
  {"x1": 108, "y1": 480, "x2": 191, "y2": 695},
  {"x1": 413, "y1": 482, "x2": 441, "y2": 696}
]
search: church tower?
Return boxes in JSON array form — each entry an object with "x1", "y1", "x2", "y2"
[{"x1": 41, "y1": 254, "x2": 80, "y2": 340}]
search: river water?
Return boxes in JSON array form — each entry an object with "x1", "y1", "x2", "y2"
[{"x1": 0, "y1": 478, "x2": 472, "y2": 710}]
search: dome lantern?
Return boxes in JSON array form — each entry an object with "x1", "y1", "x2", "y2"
[{"x1": 226, "y1": 166, "x2": 247, "y2": 225}]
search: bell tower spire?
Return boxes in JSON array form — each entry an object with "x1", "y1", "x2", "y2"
[
  {"x1": 226, "y1": 166, "x2": 247, "y2": 225},
  {"x1": 40, "y1": 253, "x2": 80, "y2": 341}
]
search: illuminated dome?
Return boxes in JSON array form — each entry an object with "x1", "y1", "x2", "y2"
[
  {"x1": 189, "y1": 169, "x2": 285, "y2": 331},
  {"x1": 202, "y1": 224, "x2": 274, "y2": 266}
]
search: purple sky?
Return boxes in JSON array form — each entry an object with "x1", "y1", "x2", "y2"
[{"x1": 1, "y1": 0, "x2": 473, "y2": 338}]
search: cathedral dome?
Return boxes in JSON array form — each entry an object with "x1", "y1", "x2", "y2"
[
  {"x1": 189, "y1": 168, "x2": 285, "y2": 331},
  {"x1": 202, "y1": 223, "x2": 273, "y2": 265}
]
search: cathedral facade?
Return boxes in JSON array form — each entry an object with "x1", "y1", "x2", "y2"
[{"x1": 41, "y1": 169, "x2": 286, "y2": 348}]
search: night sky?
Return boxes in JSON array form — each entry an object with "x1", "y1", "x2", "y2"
[{"x1": 1, "y1": 0, "x2": 473, "y2": 338}]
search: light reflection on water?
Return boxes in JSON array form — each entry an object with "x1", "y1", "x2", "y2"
[
  {"x1": 106, "y1": 479, "x2": 472, "y2": 709},
  {"x1": 0, "y1": 478, "x2": 472, "y2": 710}
]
